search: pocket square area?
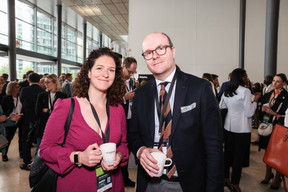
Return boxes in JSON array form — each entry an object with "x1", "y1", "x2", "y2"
[{"x1": 181, "y1": 102, "x2": 196, "y2": 113}]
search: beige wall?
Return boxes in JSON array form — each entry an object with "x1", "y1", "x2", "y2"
[{"x1": 129, "y1": 0, "x2": 288, "y2": 84}]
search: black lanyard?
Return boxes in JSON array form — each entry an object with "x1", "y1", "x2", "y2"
[
  {"x1": 48, "y1": 92, "x2": 54, "y2": 111},
  {"x1": 154, "y1": 73, "x2": 177, "y2": 134},
  {"x1": 86, "y1": 95, "x2": 110, "y2": 143},
  {"x1": 13, "y1": 96, "x2": 19, "y2": 110}
]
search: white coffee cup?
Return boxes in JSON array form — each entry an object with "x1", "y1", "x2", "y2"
[
  {"x1": 100, "y1": 143, "x2": 116, "y2": 166},
  {"x1": 150, "y1": 152, "x2": 172, "y2": 177}
]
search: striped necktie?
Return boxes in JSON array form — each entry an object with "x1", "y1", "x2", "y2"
[{"x1": 158, "y1": 82, "x2": 176, "y2": 178}]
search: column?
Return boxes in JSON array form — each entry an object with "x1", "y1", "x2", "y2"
[
  {"x1": 264, "y1": 0, "x2": 280, "y2": 77},
  {"x1": 57, "y1": 1, "x2": 62, "y2": 77},
  {"x1": 8, "y1": 0, "x2": 17, "y2": 80},
  {"x1": 239, "y1": 0, "x2": 246, "y2": 69},
  {"x1": 83, "y1": 20, "x2": 87, "y2": 63}
]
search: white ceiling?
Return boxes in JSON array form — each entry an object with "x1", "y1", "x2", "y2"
[{"x1": 60, "y1": 0, "x2": 129, "y2": 43}]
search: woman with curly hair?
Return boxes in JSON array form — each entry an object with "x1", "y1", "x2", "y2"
[{"x1": 40, "y1": 47, "x2": 129, "y2": 192}]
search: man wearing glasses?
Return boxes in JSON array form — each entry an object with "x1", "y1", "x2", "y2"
[
  {"x1": 122, "y1": 56, "x2": 137, "y2": 187},
  {"x1": 128, "y1": 32, "x2": 223, "y2": 192}
]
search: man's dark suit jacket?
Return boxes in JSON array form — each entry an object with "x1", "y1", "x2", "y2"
[
  {"x1": 35, "y1": 91, "x2": 67, "y2": 138},
  {"x1": 127, "y1": 70, "x2": 224, "y2": 192},
  {"x1": 20, "y1": 84, "x2": 45, "y2": 125}
]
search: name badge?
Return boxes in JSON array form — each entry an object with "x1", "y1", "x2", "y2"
[
  {"x1": 262, "y1": 115, "x2": 270, "y2": 125},
  {"x1": 96, "y1": 165, "x2": 112, "y2": 192}
]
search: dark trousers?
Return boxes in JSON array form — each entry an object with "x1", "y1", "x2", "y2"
[
  {"x1": 21, "y1": 122, "x2": 33, "y2": 164},
  {"x1": 2, "y1": 125, "x2": 21, "y2": 157},
  {"x1": 122, "y1": 119, "x2": 132, "y2": 181},
  {"x1": 224, "y1": 130, "x2": 251, "y2": 185}
]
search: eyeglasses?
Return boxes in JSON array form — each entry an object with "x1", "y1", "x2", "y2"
[
  {"x1": 142, "y1": 45, "x2": 172, "y2": 60},
  {"x1": 127, "y1": 69, "x2": 137, "y2": 75}
]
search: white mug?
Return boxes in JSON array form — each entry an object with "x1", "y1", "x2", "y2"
[
  {"x1": 150, "y1": 152, "x2": 172, "y2": 177},
  {"x1": 100, "y1": 143, "x2": 116, "y2": 166}
]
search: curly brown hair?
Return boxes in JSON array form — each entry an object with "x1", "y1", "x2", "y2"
[{"x1": 73, "y1": 47, "x2": 126, "y2": 106}]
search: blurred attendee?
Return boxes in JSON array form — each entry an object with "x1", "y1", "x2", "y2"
[
  {"x1": 39, "y1": 77, "x2": 46, "y2": 90},
  {"x1": 262, "y1": 75, "x2": 273, "y2": 95},
  {"x1": 202, "y1": 73, "x2": 216, "y2": 95},
  {"x1": 121, "y1": 56, "x2": 137, "y2": 187},
  {"x1": 220, "y1": 68, "x2": 261, "y2": 192},
  {"x1": 1, "y1": 73, "x2": 9, "y2": 96},
  {"x1": 212, "y1": 74, "x2": 220, "y2": 94},
  {"x1": 19, "y1": 70, "x2": 34, "y2": 90},
  {"x1": 1, "y1": 82, "x2": 22, "y2": 162},
  {"x1": 218, "y1": 73, "x2": 231, "y2": 101},
  {"x1": 62, "y1": 73, "x2": 73, "y2": 97},
  {"x1": 59, "y1": 73, "x2": 66, "y2": 87},
  {"x1": 19, "y1": 73, "x2": 45, "y2": 170},
  {"x1": 35, "y1": 74, "x2": 67, "y2": 151},
  {"x1": 259, "y1": 73, "x2": 288, "y2": 190}
]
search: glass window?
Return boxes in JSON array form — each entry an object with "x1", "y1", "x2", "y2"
[
  {"x1": 16, "y1": 19, "x2": 35, "y2": 51},
  {"x1": 67, "y1": 26, "x2": 76, "y2": 42},
  {"x1": 0, "y1": 0, "x2": 7, "y2": 13},
  {"x1": 66, "y1": 41, "x2": 76, "y2": 62},
  {"x1": 37, "y1": 28, "x2": 52, "y2": 47},
  {"x1": 77, "y1": 32, "x2": 83, "y2": 63},
  {"x1": 87, "y1": 37, "x2": 93, "y2": 55},
  {"x1": 16, "y1": 1, "x2": 34, "y2": 24},
  {"x1": 0, "y1": 12, "x2": 8, "y2": 45},
  {"x1": 87, "y1": 22, "x2": 92, "y2": 38},
  {"x1": 93, "y1": 26, "x2": 100, "y2": 43},
  {"x1": 16, "y1": 60, "x2": 34, "y2": 80},
  {"x1": 102, "y1": 34, "x2": 111, "y2": 48},
  {"x1": 37, "y1": 11, "x2": 52, "y2": 32}
]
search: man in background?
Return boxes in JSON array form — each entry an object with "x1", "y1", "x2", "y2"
[
  {"x1": 19, "y1": 73, "x2": 45, "y2": 170},
  {"x1": 62, "y1": 73, "x2": 73, "y2": 97},
  {"x1": 122, "y1": 57, "x2": 137, "y2": 187}
]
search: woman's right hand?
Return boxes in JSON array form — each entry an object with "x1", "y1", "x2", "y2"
[
  {"x1": 0, "y1": 115, "x2": 7, "y2": 123},
  {"x1": 77, "y1": 143, "x2": 103, "y2": 167}
]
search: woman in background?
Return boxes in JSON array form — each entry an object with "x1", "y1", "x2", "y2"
[
  {"x1": 35, "y1": 74, "x2": 67, "y2": 151},
  {"x1": 1, "y1": 81, "x2": 23, "y2": 161},
  {"x1": 220, "y1": 68, "x2": 261, "y2": 192},
  {"x1": 0, "y1": 81, "x2": 22, "y2": 162},
  {"x1": 259, "y1": 73, "x2": 288, "y2": 189},
  {"x1": 40, "y1": 48, "x2": 128, "y2": 192}
]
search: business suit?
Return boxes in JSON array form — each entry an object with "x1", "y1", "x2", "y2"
[
  {"x1": 35, "y1": 91, "x2": 67, "y2": 139},
  {"x1": 20, "y1": 84, "x2": 45, "y2": 164},
  {"x1": 62, "y1": 80, "x2": 72, "y2": 97},
  {"x1": 128, "y1": 69, "x2": 224, "y2": 192}
]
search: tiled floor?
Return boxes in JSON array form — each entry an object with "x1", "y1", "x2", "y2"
[{"x1": 0, "y1": 129, "x2": 287, "y2": 192}]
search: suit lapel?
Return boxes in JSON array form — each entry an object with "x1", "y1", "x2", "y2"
[
  {"x1": 171, "y1": 71, "x2": 187, "y2": 137},
  {"x1": 147, "y1": 79, "x2": 156, "y2": 143}
]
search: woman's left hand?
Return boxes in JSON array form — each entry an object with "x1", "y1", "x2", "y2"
[{"x1": 101, "y1": 152, "x2": 123, "y2": 171}]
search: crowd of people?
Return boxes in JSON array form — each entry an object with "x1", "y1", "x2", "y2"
[{"x1": 0, "y1": 32, "x2": 288, "y2": 192}]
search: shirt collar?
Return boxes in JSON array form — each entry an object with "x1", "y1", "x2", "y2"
[{"x1": 155, "y1": 68, "x2": 176, "y2": 86}]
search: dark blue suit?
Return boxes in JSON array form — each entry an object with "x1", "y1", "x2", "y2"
[{"x1": 128, "y1": 70, "x2": 224, "y2": 192}]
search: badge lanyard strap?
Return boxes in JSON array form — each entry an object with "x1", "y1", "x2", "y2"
[
  {"x1": 13, "y1": 96, "x2": 19, "y2": 113},
  {"x1": 154, "y1": 73, "x2": 177, "y2": 134},
  {"x1": 48, "y1": 92, "x2": 54, "y2": 111},
  {"x1": 86, "y1": 95, "x2": 110, "y2": 143}
]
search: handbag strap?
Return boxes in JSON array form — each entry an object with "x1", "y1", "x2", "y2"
[
  {"x1": 271, "y1": 102, "x2": 284, "y2": 123},
  {"x1": 61, "y1": 98, "x2": 75, "y2": 147},
  {"x1": 282, "y1": 175, "x2": 287, "y2": 192}
]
